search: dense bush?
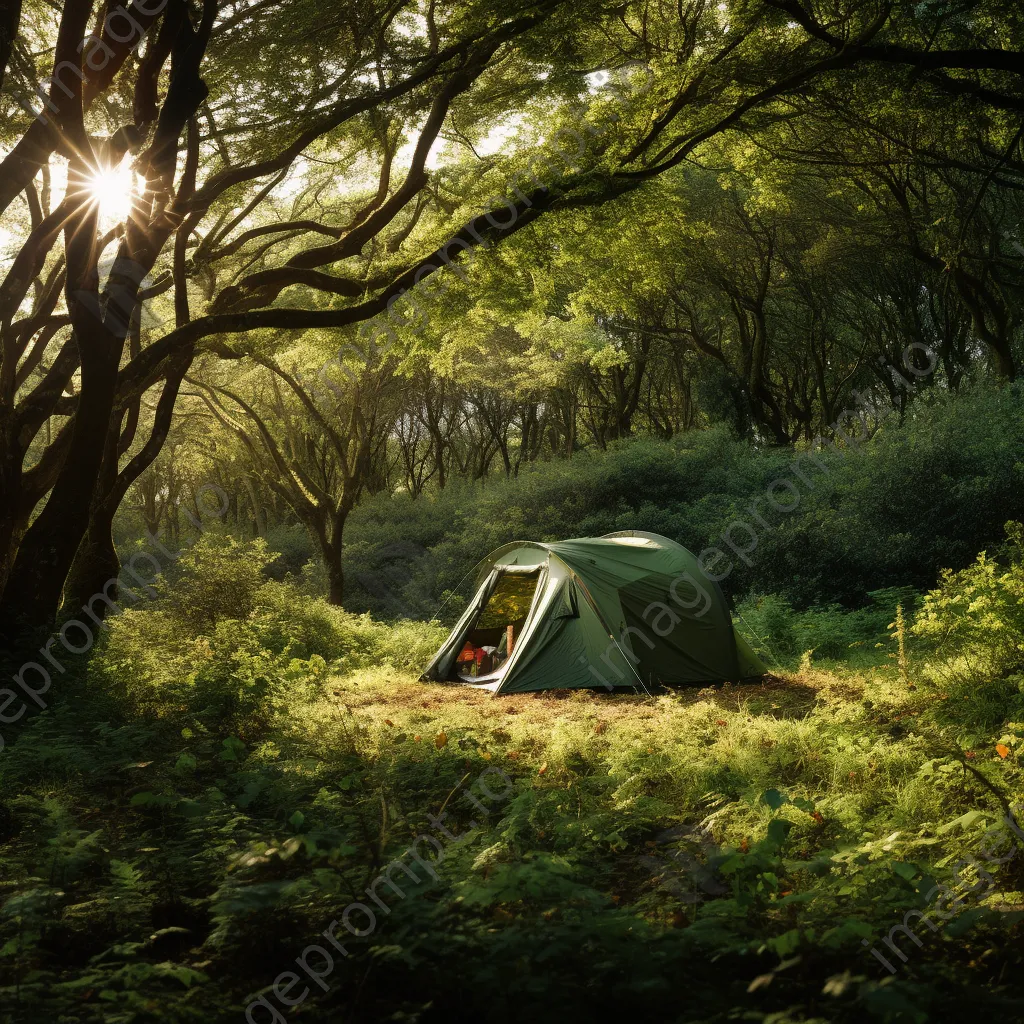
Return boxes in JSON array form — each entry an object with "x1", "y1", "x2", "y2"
[
  {"x1": 912, "y1": 521, "x2": 1024, "y2": 685},
  {"x1": 93, "y1": 536, "x2": 446, "y2": 730},
  {"x1": 262, "y1": 522, "x2": 316, "y2": 580},
  {"x1": 735, "y1": 586, "x2": 919, "y2": 668},
  {"x1": 339, "y1": 384, "x2": 1024, "y2": 619},
  {"x1": 159, "y1": 535, "x2": 276, "y2": 630}
]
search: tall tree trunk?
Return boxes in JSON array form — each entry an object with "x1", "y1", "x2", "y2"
[
  {"x1": 0, "y1": 0, "x2": 21, "y2": 96},
  {"x1": 61, "y1": 511, "x2": 121, "y2": 622},
  {"x1": 0, "y1": 445, "x2": 26, "y2": 601},
  {"x1": 0, "y1": 324, "x2": 120, "y2": 643},
  {"x1": 953, "y1": 269, "x2": 1017, "y2": 381},
  {"x1": 62, "y1": 356, "x2": 191, "y2": 626},
  {"x1": 325, "y1": 546, "x2": 344, "y2": 605},
  {"x1": 61, "y1": 416, "x2": 127, "y2": 624},
  {"x1": 311, "y1": 513, "x2": 347, "y2": 606}
]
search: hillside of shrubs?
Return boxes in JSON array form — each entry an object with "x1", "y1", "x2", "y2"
[{"x1": 337, "y1": 385, "x2": 1024, "y2": 625}]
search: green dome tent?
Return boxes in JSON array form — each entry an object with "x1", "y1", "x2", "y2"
[{"x1": 420, "y1": 531, "x2": 765, "y2": 694}]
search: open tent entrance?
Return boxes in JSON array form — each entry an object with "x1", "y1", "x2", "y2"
[{"x1": 449, "y1": 567, "x2": 542, "y2": 683}]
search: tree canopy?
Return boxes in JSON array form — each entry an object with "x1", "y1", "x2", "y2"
[{"x1": 0, "y1": 0, "x2": 1022, "y2": 638}]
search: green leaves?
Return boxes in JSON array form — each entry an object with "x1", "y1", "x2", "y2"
[
  {"x1": 765, "y1": 818, "x2": 793, "y2": 848},
  {"x1": 129, "y1": 791, "x2": 178, "y2": 809},
  {"x1": 455, "y1": 853, "x2": 606, "y2": 911},
  {"x1": 0, "y1": 887, "x2": 65, "y2": 921},
  {"x1": 764, "y1": 927, "x2": 807, "y2": 956},
  {"x1": 912, "y1": 521, "x2": 1024, "y2": 678},
  {"x1": 936, "y1": 810, "x2": 989, "y2": 835},
  {"x1": 759, "y1": 788, "x2": 819, "y2": 824},
  {"x1": 220, "y1": 736, "x2": 247, "y2": 763}
]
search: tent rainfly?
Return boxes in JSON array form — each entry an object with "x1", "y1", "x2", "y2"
[{"x1": 420, "y1": 531, "x2": 765, "y2": 694}]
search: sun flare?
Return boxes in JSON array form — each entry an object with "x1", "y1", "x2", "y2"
[{"x1": 86, "y1": 162, "x2": 138, "y2": 226}]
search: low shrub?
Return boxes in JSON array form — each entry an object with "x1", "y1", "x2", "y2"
[
  {"x1": 158, "y1": 535, "x2": 276, "y2": 630},
  {"x1": 735, "y1": 587, "x2": 919, "y2": 667},
  {"x1": 263, "y1": 522, "x2": 316, "y2": 579},
  {"x1": 92, "y1": 537, "x2": 447, "y2": 731},
  {"x1": 912, "y1": 520, "x2": 1024, "y2": 684}
]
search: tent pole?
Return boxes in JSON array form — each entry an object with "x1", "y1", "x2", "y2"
[{"x1": 735, "y1": 608, "x2": 784, "y2": 671}]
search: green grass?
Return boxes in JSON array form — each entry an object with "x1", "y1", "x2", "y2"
[
  {"x1": 3, "y1": 528, "x2": 1024, "y2": 1023},
  {"x1": 2, "y1": 654, "x2": 1023, "y2": 1024}
]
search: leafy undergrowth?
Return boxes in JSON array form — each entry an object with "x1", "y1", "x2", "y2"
[
  {"x1": 2, "y1": 659, "x2": 1024, "y2": 1024},
  {"x1": 3, "y1": 528, "x2": 1024, "y2": 1023}
]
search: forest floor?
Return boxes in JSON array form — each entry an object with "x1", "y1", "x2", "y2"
[{"x1": 3, "y1": 651, "x2": 1023, "y2": 1023}]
